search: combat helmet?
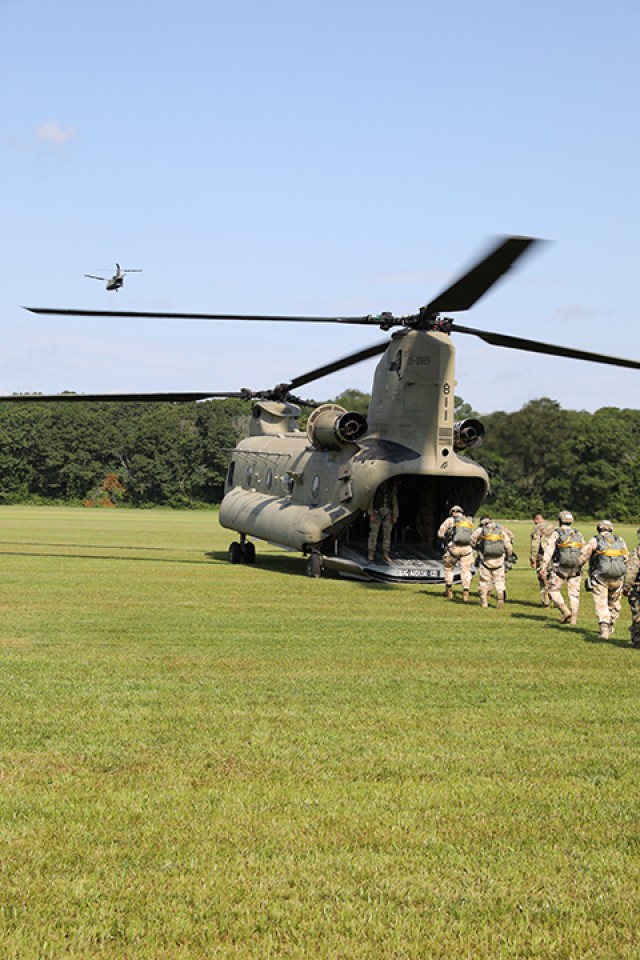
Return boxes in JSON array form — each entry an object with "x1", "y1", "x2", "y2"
[
  {"x1": 558, "y1": 510, "x2": 574, "y2": 525},
  {"x1": 597, "y1": 520, "x2": 613, "y2": 533}
]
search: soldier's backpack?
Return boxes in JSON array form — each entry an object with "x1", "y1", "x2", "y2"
[
  {"x1": 478, "y1": 523, "x2": 506, "y2": 558},
  {"x1": 591, "y1": 533, "x2": 627, "y2": 581},
  {"x1": 450, "y1": 515, "x2": 473, "y2": 546},
  {"x1": 553, "y1": 527, "x2": 585, "y2": 573}
]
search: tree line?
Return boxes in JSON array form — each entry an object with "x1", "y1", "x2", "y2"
[{"x1": 0, "y1": 393, "x2": 638, "y2": 519}]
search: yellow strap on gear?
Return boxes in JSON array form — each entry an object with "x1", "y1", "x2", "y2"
[{"x1": 596, "y1": 548, "x2": 626, "y2": 557}]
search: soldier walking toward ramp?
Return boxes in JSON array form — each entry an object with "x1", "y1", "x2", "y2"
[
  {"x1": 539, "y1": 511, "x2": 585, "y2": 625},
  {"x1": 529, "y1": 511, "x2": 556, "y2": 606},
  {"x1": 623, "y1": 528, "x2": 640, "y2": 648},
  {"x1": 470, "y1": 515, "x2": 512, "y2": 609},
  {"x1": 578, "y1": 520, "x2": 629, "y2": 640},
  {"x1": 437, "y1": 505, "x2": 474, "y2": 602},
  {"x1": 367, "y1": 479, "x2": 399, "y2": 563}
]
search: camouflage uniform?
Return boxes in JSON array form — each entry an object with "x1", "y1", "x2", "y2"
[
  {"x1": 623, "y1": 535, "x2": 640, "y2": 647},
  {"x1": 367, "y1": 480, "x2": 399, "y2": 562},
  {"x1": 579, "y1": 522, "x2": 629, "y2": 640},
  {"x1": 470, "y1": 519, "x2": 513, "y2": 608},
  {"x1": 529, "y1": 515, "x2": 556, "y2": 606},
  {"x1": 539, "y1": 523, "x2": 585, "y2": 625},
  {"x1": 437, "y1": 510, "x2": 474, "y2": 600}
]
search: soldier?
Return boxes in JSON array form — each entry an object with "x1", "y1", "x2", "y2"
[
  {"x1": 578, "y1": 520, "x2": 629, "y2": 640},
  {"x1": 539, "y1": 511, "x2": 585, "y2": 626},
  {"x1": 529, "y1": 511, "x2": 556, "y2": 606},
  {"x1": 470, "y1": 515, "x2": 513, "y2": 609},
  {"x1": 367, "y1": 478, "x2": 399, "y2": 563},
  {"x1": 437, "y1": 505, "x2": 474, "y2": 602},
  {"x1": 622, "y1": 528, "x2": 640, "y2": 648}
]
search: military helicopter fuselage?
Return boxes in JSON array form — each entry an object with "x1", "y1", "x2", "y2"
[{"x1": 221, "y1": 329, "x2": 487, "y2": 581}]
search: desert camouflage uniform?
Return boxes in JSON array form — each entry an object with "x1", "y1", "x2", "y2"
[
  {"x1": 540, "y1": 525, "x2": 584, "y2": 624},
  {"x1": 530, "y1": 518, "x2": 556, "y2": 606},
  {"x1": 470, "y1": 521, "x2": 513, "y2": 608},
  {"x1": 623, "y1": 541, "x2": 640, "y2": 646},
  {"x1": 437, "y1": 515, "x2": 474, "y2": 594},
  {"x1": 367, "y1": 480, "x2": 399, "y2": 561},
  {"x1": 579, "y1": 532, "x2": 629, "y2": 639}
]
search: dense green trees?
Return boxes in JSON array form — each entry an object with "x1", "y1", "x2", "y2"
[
  {"x1": 0, "y1": 394, "x2": 638, "y2": 519},
  {"x1": 477, "y1": 400, "x2": 640, "y2": 519}
]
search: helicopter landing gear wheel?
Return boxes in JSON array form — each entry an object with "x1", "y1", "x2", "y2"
[
  {"x1": 228, "y1": 541, "x2": 242, "y2": 564},
  {"x1": 307, "y1": 550, "x2": 323, "y2": 579},
  {"x1": 241, "y1": 541, "x2": 256, "y2": 564}
]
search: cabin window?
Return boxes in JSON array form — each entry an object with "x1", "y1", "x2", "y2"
[
  {"x1": 227, "y1": 461, "x2": 235, "y2": 486},
  {"x1": 265, "y1": 468, "x2": 273, "y2": 491},
  {"x1": 245, "y1": 465, "x2": 254, "y2": 487},
  {"x1": 311, "y1": 475, "x2": 320, "y2": 501},
  {"x1": 283, "y1": 474, "x2": 294, "y2": 495}
]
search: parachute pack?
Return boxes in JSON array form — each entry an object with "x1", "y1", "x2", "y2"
[
  {"x1": 553, "y1": 527, "x2": 584, "y2": 572},
  {"x1": 478, "y1": 523, "x2": 506, "y2": 558},
  {"x1": 591, "y1": 533, "x2": 627, "y2": 581},
  {"x1": 450, "y1": 515, "x2": 473, "y2": 546}
]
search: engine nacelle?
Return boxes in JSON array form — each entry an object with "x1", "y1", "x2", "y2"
[
  {"x1": 453, "y1": 418, "x2": 485, "y2": 450},
  {"x1": 306, "y1": 403, "x2": 368, "y2": 451}
]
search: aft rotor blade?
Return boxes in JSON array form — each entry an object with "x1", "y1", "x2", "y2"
[
  {"x1": 287, "y1": 339, "x2": 390, "y2": 391},
  {"x1": 25, "y1": 306, "x2": 379, "y2": 324},
  {"x1": 424, "y1": 236, "x2": 541, "y2": 315},
  {"x1": 454, "y1": 324, "x2": 640, "y2": 370},
  {"x1": 0, "y1": 391, "x2": 245, "y2": 403},
  {"x1": 83, "y1": 275, "x2": 105, "y2": 282}
]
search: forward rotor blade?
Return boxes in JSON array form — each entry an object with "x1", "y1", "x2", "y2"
[
  {"x1": 424, "y1": 236, "x2": 542, "y2": 315},
  {"x1": 287, "y1": 339, "x2": 390, "y2": 391},
  {"x1": 122, "y1": 269, "x2": 143, "y2": 273},
  {"x1": 26, "y1": 307, "x2": 379, "y2": 323},
  {"x1": 454, "y1": 324, "x2": 640, "y2": 370},
  {"x1": 83, "y1": 275, "x2": 105, "y2": 282},
  {"x1": 0, "y1": 391, "x2": 245, "y2": 403}
]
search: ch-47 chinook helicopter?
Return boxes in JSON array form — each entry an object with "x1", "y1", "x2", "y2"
[
  {"x1": 84, "y1": 263, "x2": 143, "y2": 292},
  {"x1": 15, "y1": 236, "x2": 640, "y2": 582}
]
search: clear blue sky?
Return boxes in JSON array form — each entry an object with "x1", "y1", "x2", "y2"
[{"x1": 2, "y1": 0, "x2": 639, "y2": 413}]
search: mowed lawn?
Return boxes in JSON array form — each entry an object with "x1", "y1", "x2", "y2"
[{"x1": 0, "y1": 506, "x2": 638, "y2": 959}]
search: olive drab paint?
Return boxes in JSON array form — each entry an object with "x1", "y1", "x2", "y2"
[{"x1": 219, "y1": 329, "x2": 489, "y2": 582}]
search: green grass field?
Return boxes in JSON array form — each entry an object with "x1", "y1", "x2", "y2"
[{"x1": 0, "y1": 506, "x2": 638, "y2": 959}]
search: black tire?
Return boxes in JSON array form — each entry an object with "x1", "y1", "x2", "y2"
[
  {"x1": 228, "y1": 541, "x2": 242, "y2": 564},
  {"x1": 242, "y1": 541, "x2": 256, "y2": 564},
  {"x1": 307, "y1": 552, "x2": 323, "y2": 578}
]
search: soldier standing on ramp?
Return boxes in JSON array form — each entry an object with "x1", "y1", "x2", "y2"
[
  {"x1": 539, "y1": 511, "x2": 585, "y2": 626},
  {"x1": 367, "y1": 479, "x2": 399, "y2": 564},
  {"x1": 437, "y1": 505, "x2": 474, "y2": 602},
  {"x1": 579, "y1": 520, "x2": 629, "y2": 640},
  {"x1": 623, "y1": 528, "x2": 640, "y2": 648},
  {"x1": 529, "y1": 511, "x2": 556, "y2": 607},
  {"x1": 470, "y1": 515, "x2": 513, "y2": 609}
]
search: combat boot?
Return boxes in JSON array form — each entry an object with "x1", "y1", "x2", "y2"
[
  {"x1": 462, "y1": 589, "x2": 469, "y2": 603},
  {"x1": 445, "y1": 585, "x2": 453, "y2": 600},
  {"x1": 559, "y1": 606, "x2": 571, "y2": 624},
  {"x1": 496, "y1": 597, "x2": 504, "y2": 609},
  {"x1": 598, "y1": 622, "x2": 609, "y2": 640},
  {"x1": 569, "y1": 612, "x2": 577, "y2": 626}
]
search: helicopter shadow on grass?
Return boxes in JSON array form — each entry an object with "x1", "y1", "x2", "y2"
[
  {"x1": 0, "y1": 545, "x2": 215, "y2": 566},
  {"x1": 206, "y1": 549, "x2": 399, "y2": 588}
]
